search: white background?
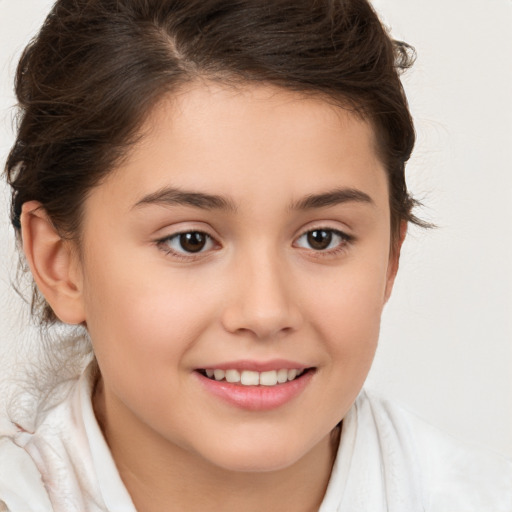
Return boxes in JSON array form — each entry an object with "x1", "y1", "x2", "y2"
[{"x1": 0, "y1": 0, "x2": 511, "y2": 458}]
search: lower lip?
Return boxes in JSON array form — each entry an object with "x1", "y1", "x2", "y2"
[{"x1": 195, "y1": 370, "x2": 314, "y2": 411}]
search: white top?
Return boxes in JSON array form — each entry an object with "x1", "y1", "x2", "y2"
[{"x1": 0, "y1": 364, "x2": 511, "y2": 512}]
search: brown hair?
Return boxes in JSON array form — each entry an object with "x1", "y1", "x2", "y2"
[{"x1": 5, "y1": 0, "x2": 424, "y2": 325}]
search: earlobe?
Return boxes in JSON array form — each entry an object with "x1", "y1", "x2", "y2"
[
  {"x1": 384, "y1": 221, "x2": 407, "y2": 303},
  {"x1": 21, "y1": 201, "x2": 86, "y2": 325}
]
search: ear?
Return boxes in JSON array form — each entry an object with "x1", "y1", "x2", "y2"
[
  {"x1": 384, "y1": 220, "x2": 407, "y2": 303},
  {"x1": 21, "y1": 201, "x2": 86, "y2": 325}
]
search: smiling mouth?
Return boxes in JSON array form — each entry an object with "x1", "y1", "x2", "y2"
[{"x1": 197, "y1": 368, "x2": 314, "y2": 387}]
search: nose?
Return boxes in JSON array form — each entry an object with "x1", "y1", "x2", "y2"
[{"x1": 220, "y1": 250, "x2": 303, "y2": 340}]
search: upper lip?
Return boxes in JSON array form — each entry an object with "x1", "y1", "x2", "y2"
[{"x1": 196, "y1": 359, "x2": 312, "y2": 372}]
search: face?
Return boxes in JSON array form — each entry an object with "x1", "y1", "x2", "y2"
[{"x1": 75, "y1": 82, "x2": 398, "y2": 473}]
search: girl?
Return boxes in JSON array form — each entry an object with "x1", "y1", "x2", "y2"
[{"x1": 0, "y1": 1, "x2": 511, "y2": 511}]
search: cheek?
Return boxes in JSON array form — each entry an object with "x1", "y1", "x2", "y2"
[
  {"x1": 80, "y1": 247, "x2": 220, "y2": 369},
  {"x1": 317, "y1": 290, "x2": 381, "y2": 377},
  {"x1": 305, "y1": 251, "x2": 390, "y2": 368},
  {"x1": 80, "y1": 252, "x2": 222, "y2": 424}
]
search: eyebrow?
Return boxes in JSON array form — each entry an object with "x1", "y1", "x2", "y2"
[
  {"x1": 289, "y1": 188, "x2": 374, "y2": 210},
  {"x1": 133, "y1": 186, "x2": 373, "y2": 212},
  {"x1": 133, "y1": 187, "x2": 238, "y2": 212}
]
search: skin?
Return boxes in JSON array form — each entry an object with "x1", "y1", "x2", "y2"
[{"x1": 22, "y1": 82, "x2": 403, "y2": 512}]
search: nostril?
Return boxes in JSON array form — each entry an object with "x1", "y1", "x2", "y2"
[{"x1": 221, "y1": 306, "x2": 302, "y2": 339}]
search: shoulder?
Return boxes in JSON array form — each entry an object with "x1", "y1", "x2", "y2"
[
  {"x1": 0, "y1": 362, "x2": 133, "y2": 512},
  {"x1": 0, "y1": 436, "x2": 53, "y2": 512},
  {"x1": 0, "y1": 362, "x2": 92, "y2": 512},
  {"x1": 358, "y1": 390, "x2": 512, "y2": 511}
]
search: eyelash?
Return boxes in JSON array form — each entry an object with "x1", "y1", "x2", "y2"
[
  {"x1": 156, "y1": 227, "x2": 353, "y2": 260},
  {"x1": 293, "y1": 228, "x2": 353, "y2": 256},
  {"x1": 156, "y1": 231, "x2": 218, "y2": 261}
]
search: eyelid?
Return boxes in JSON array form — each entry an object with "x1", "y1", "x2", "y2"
[
  {"x1": 294, "y1": 222, "x2": 354, "y2": 242},
  {"x1": 153, "y1": 223, "x2": 354, "y2": 260},
  {"x1": 155, "y1": 228, "x2": 220, "y2": 259},
  {"x1": 293, "y1": 226, "x2": 354, "y2": 254}
]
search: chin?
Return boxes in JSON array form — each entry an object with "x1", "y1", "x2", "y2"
[
  {"x1": 210, "y1": 451, "x2": 302, "y2": 474},
  {"x1": 196, "y1": 431, "x2": 318, "y2": 474}
]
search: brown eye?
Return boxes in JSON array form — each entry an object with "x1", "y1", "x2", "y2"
[
  {"x1": 307, "y1": 230, "x2": 333, "y2": 250},
  {"x1": 295, "y1": 228, "x2": 349, "y2": 252},
  {"x1": 160, "y1": 231, "x2": 215, "y2": 255},
  {"x1": 179, "y1": 232, "x2": 208, "y2": 253}
]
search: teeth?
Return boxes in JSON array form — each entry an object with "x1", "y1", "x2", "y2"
[
  {"x1": 204, "y1": 368, "x2": 307, "y2": 386},
  {"x1": 260, "y1": 370, "x2": 278, "y2": 386},
  {"x1": 225, "y1": 369, "x2": 241, "y2": 383},
  {"x1": 287, "y1": 369, "x2": 298, "y2": 381},
  {"x1": 240, "y1": 370, "x2": 259, "y2": 386},
  {"x1": 277, "y1": 369, "x2": 288, "y2": 383},
  {"x1": 213, "y1": 369, "x2": 225, "y2": 381}
]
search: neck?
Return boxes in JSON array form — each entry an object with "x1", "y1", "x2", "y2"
[{"x1": 93, "y1": 379, "x2": 341, "y2": 512}]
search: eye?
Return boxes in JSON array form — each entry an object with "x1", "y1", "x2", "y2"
[
  {"x1": 159, "y1": 231, "x2": 216, "y2": 255},
  {"x1": 295, "y1": 228, "x2": 350, "y2": 251}
]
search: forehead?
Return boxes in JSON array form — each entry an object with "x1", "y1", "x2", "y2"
[{"x1": 97, "y1": 81, "x2": 388, "y2": 213}]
